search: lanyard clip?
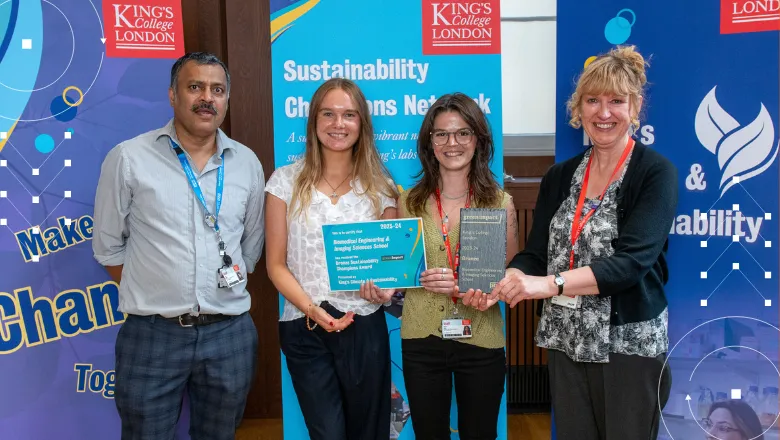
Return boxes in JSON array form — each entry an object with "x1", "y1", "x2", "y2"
[{"x1": 205, "y1": 214, "x2": 217, "y2": 229}]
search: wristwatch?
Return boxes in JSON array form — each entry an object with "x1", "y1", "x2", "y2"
[{"x1": 553, "y1": 273, "x2": 565, "y2": 296}]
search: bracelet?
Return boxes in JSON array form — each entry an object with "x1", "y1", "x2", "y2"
[{"x1": 305, "y1": 303, "x2": 318, "y2": 331}]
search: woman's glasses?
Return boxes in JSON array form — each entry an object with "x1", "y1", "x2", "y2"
[
  {"x1": 702, "y1": 418, "x2": 742, "y2": 435},
  {"x1": 431, "y1": 129, "x2": 474, "y2": 146}
]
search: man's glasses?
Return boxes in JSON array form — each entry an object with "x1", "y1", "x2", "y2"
[{"x1": 431, "y1": 129, "x2": 474, "y2": 146}]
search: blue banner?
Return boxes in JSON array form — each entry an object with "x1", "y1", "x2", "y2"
[
  {"x1": 0, "y1": 1, "x2": 187, "y2": 438},
  {"x1": 556, "y1": 2, "x2": 779, "y2": 439},
  {"x1": 269, "y1": 0, "x2": 505, "y2": 438}
]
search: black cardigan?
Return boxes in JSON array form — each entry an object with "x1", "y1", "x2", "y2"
[{"x1": 508, "y1": 141, "x2": 679, "y2": 325}]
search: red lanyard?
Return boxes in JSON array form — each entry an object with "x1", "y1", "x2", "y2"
[
  {"x1": 569, "y1": 138, "x2": 635, "y2": 270},
  {"x1": 435, "y1": 187, "x2": 472, "y2": 304}
]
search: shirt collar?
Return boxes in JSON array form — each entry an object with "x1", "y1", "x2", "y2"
[{"x1": 155, "y1": 118, "x2": 234, "y2": 155}]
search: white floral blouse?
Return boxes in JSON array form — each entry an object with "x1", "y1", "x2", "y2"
[{"x1": 265, "y1": 161, "x2": 397, "y2": 321}]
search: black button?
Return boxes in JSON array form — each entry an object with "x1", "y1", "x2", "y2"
[
  {"x1": 611, "y1": 239, "x2": 618, "y2": 248},
  {"x1": 439, "y1": 305, "x2": 445, "y2": 312}
]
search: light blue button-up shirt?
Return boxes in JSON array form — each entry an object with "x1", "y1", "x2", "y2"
[{"x1": 92, "y1": 119, "x2": 265, "y2": 317}]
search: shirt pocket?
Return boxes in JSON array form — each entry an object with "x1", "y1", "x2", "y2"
[
  {"x1": 218, "y1": 177, "x2": 250, "y2": 233},
  {"x1": 131, "y1": 166, "x2": 190, "y2": 229}
]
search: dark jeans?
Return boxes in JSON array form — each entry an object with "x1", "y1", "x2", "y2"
[
  {"x1": 114, "y1": 313, "x2": 258, "y2": 440},
  {"x1": 548, "y1": 349, "x2": 673, "y2": 440},
  {"x1": 279, "y1": 302, "x2": 391, "y2": 440},
  {"x1": 402, "y1": 335, "x2": 506, "y2": 440}
]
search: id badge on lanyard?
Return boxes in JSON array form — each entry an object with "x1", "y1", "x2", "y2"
[
  {"x1": 552, "y1": 138, "x2": 634, "y2": 309},
  {"x1": 170, "y1": 138, "x2": 246, "y2": 289},
  {"x1": 435, "y1": 188, "x2": 473, "y2": 339},
  {"x1": 218, "y1": 264, "x2": 245, "y2": 288}
]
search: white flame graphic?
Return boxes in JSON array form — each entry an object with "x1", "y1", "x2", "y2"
[{"x1": 694, "y1": 86, "x2": 779, "y2": 195}]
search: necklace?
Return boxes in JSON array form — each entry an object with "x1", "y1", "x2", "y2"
[
  {"x1": 323, "y1": 172, "x2": 352, "y2": 199},
  {"x1": 441, "y1": 200, "x2": 464, "y2": 225},
  {"x1": 438, "y1": 187, "x2": 468, "y2": 224},
  {"x1": 435, "y1": 187, "x2": 472, "y2": 252},
  {"x1": 441, "y1": 190, "x2": 468, "y2": 200}
]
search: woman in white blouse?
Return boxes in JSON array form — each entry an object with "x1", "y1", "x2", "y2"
[{"x1": 265, "y1": 78, "x2": 399, "y2": 440}]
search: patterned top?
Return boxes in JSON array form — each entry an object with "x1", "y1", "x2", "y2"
[
  {"x1": 265, "y1": 161, "x2": 397, "y2": 321},
  {"x1": 400, "y1": 191, "x2": 511, "y2": 350},
  {"x1": 535, "y1": 149, "x2": 668, "y2": 363}
]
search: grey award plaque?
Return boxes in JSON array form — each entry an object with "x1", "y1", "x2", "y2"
[{"x1": 457, "y1": 208, "x2": 507, "y2": 293}]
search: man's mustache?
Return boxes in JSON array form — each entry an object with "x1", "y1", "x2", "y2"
[{"x1": 191, "y1": 102, "x2": 217, "y2": 115}]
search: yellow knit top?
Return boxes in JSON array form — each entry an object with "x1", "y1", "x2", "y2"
[{"x1": 399, "y1": 190, "x2": 510, "y2": 349}]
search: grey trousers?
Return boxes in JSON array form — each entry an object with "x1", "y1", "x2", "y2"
[{"x1": 548, "y1": 349, "x2": 672, "y2": 440}]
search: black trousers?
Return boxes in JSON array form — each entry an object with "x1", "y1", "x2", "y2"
[
  {"x1": 402, "y1": 335, "x2": 506, "y2": 440},
  {"x1": 548, "y1": 349, "x2": 672, "y2": 440},
  {"x1": 279, "y1": 302, "x2": 390, "y2": 440}
]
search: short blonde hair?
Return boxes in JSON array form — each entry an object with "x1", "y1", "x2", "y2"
[{"x1": 567, "y1": 45, "x2": 649, "y2": 129}]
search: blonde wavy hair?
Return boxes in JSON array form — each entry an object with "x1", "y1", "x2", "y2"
[
  {"x1": 567, "y1": 45, "x2": 649, "y2": 131},
  {"x1": 289, "y1": 78, "x2": 398, "y2": 220}
]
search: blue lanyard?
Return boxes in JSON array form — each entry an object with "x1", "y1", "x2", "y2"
[{"x1": 169, "y1": 138, "x2": 224, "y2": 234}]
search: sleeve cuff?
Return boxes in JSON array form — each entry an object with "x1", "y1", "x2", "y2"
[
  {"x1": 243, "y1": 255, "x2": 258, "y2": 273},
  {"x1": 264, "y1": 182, "x2": 289, "y2": 205},
  {"x1": 94, "y1": 252, "x2": 125, "y2": 267},
  {"x1": 381, "y1": 194, "x2": 397, "y2": 211}
]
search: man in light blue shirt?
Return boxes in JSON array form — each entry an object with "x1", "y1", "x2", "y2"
[{"x1": 92, "y1": 52, "x2": 264, "y2": 440}]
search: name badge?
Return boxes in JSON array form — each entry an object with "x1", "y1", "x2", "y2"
[
  {"x1": 218, "y1": 265, "x2": 246, "y2": 288},
  {"x1": 442, "y1": 319, "x2": 473, "y2": 339},
  {"x1": 551, "y1": 294, "x2": 581, "y2": 309}
]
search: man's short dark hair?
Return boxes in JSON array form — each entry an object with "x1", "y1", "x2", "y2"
[{"x1": 170, "y1": 52, "x2": 230, "y2": 94}]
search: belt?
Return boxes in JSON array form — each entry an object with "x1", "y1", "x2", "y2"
[{"x1": 160, "y1": 313, "x2": 233, "y2": 327}]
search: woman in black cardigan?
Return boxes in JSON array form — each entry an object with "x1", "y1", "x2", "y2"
[{"x1": 485, "y1": 46, "x2": 677, "y2": 439}]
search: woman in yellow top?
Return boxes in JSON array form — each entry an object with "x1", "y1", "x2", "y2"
[{"x1": 398, "y1": 92, "x2": 519, "y2": 439}]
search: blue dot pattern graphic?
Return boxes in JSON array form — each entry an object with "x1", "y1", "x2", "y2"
[
  {"x1": 604, "y1": 9, "x2": 636, "y2": 45},
  {"x1": 50, "y1": 95, "x2": 77, "y2": 122},
  {"x1": 35, "y1": 134, "x2": 55, "y2": 153}
]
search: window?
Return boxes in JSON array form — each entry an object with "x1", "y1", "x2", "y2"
[{"x1": 500, "y1": 0, "x2": 556, "y2": 156}]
